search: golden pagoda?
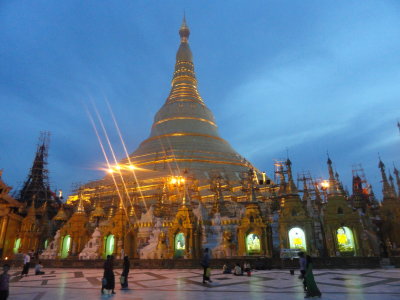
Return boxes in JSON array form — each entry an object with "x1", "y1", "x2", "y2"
[{"x1": 74, "y1": 16, "x2": 269, "y2": 211}]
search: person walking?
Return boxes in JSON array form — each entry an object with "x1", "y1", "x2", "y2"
[
  {"x1": 120, "y1": 256, "x2": 130, "y2": 289},
  {"x1": 0, "y1": 264, "x2": 10, "y2": 300},
  {"x1": 298, "y1": 252, "x2": 306, "y2": 291},
  {"x1": 201, "y1": 248, "x2": 212, "y2": 284},
  {"x1": 21, "y1": 252, "x2": 31, "y2": 277},
  {"x1": 303, "y1": 255, "x2": 321, "y2": 298},
  {"x1": 102, "y1": 255, "x2": 116, "y2": 295}
]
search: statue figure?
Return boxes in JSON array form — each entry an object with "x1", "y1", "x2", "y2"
[{"x1": 212, "y1": 230, "x2": 236, "y2": 258}]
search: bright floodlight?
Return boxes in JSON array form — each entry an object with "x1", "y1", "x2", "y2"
[
  {"x1": 116, "y1": 165, "x2": 121, "y2": 170},
  {"x1": 129, "y1": 165, "x2": 135, "y2": 170},
  {"x1": 321, "y1": 180, "x2": 329, "y2": 189},
  {"x1": 108, "y1": 168, "x2": 114, "y2": 173}
]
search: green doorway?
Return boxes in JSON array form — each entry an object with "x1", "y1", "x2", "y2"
[
  {"x1": 174, "y1": 232, "x2": 185, "y2": 258},
  {"x1": 61, "y1": 235, "x2": 71, "y2": 258},
  {"x1": 105, "y1": 235, "x2": 115, "y2": 256},
  {"x1": 13, "y1": 238, "x2": 21, "y2": 254}
]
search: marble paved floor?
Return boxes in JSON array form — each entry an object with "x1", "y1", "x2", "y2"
[{"x1": 8, "y1": 268, "x2": 400, "y2": 300}]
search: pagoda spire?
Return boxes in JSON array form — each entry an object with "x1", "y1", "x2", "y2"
[
  {"x1": 327, "y1": 156, "x2": 340, "y2": 194},
  {"x1": 335, "y1": 171, "x2": 346, "y2": 195},
  {"x1": 179, "y1": 14, "x2": 190, "y2": 43},
  {"x1": 394, "y1": 166, "x2": 400, "y2": 197},
  {"x1": 379, "y1": 159, "x2": 393, "y2": 199},
  {"x1": 389, "y1": 172, "x2": 397, "y2": 197},
  {"x1": 166, "y1": 15, "x2": 203, "y2": 105},
  {"x1": 53, "y1": 204, "x2": 68, "y2": 222},
  {"x1": 76, "y1": 191, "x2": 85, "y2": 214},
  {"x1": 285, "y1": 158, "x2": 298, "y2": 194}
]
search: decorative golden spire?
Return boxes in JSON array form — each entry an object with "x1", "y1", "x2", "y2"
[
  {"x1": 179, "y1": 14, "x2": 190, "y2": 43},
  {"x1": 128, "y1": 204, "x2": 137, "y2": 218},
  {"x1": 76, "y1": 191, "x2": 85, "y2": 214},
  {"x1": 285, "y1": 158, "x2": 298, "y2": 194},
  {"x1": 118, "y1": 197, "x2": 124, "y2": 210},
  {"x1": 90, "y1": 200, "x2": 105, "y2": 218},
  {"x1": 327, "y1": 156, "x2": 341, "y2": 194},
  {"x1": 166, "y1": 15, "x2": 201, "y2": 105},
  {"x1": 114, "y1": 197, "x2": 127, "y2": 219},
  {"x1": 108, "y1": 198, "x2": 116, "y2": 218},
  {"x1": 54, "y1": 205, "x2": 68, "y2": 221}
]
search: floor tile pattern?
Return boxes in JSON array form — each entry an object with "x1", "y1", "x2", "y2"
[{"x1": 8, "y1": 268, "x2": 400, "y2": 300}]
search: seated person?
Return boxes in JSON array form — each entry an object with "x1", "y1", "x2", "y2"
[
  {"x1": 243, "y1": 262, "x2": 251, "y2": 276},
  {"x1": 35, "y1": 261, "x2": 45, "y2": 275},
  {"x1": 222, "y1": 263, "x2": 232, "y2": 274},
  {"x1": 233, "y1": 263, "x2": 243, "y2": 276}
]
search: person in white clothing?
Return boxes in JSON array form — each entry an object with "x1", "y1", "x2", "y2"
[
  {"x1": 21, "y1": 253, "x2": 31, "y2": 277},
  {"x1": 233, "y1": 263, "x2": 243, "y2": 276}
]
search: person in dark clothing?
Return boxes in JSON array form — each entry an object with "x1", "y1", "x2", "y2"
[
  {"x1": 121, "y1": 256, "x2": 130, "y2": 289},
  {"x1": 0, "y1": 264, "x2": 10, "y2": 300},
  {"x1": 201, "y1": 248, "x2": 212, "y2": 284},
  {"x1": 102, "y1": 255, "x2": 116, "y2": 295},
  {"x1": 298, "y1": 252, "x2": 307, "y2": 291},
  {"x1": 304, "y1": 255, "x2": 322, "y2": 298}
]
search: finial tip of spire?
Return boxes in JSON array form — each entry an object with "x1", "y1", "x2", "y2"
[{"x1": 179, "y1": 13, "x2": 190, "y2": 42}]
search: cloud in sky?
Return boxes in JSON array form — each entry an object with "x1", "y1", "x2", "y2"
[{"x1": 0, "y1": 0, "x2": 399, "y2": 197}]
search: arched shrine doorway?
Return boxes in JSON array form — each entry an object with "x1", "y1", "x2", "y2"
[
  {"x1": 246, "y1": 233, "x2": 261, "y2": 255},
  {"x1": 336, "y1": 226, "x2": 355, "y2": 255},
  {"x1": 61, "y1": 235, "x2": 71, "y2": 259},
  {"x1": 174, "y1": 232, "x2": 185, "y2": 258},
  {"x1": 288, "y1": 227, "x2": 307, "y2": 251}
]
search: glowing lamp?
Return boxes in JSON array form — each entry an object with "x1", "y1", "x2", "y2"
[
  {"x1": 107, "y1": 169, "x2": 114, "y2": 174},
  {"x1": 129, "y1": 165, "x2": 135, "y2": 170},
  {"x1": 115, "y1": 165, "x2": 121, "y2": 170},
  {"x1": 321, "y1": 180, "x2": 329, "y2": 189}
]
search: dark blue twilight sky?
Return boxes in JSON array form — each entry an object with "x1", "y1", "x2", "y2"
[{"x1": 0, "y1": 1, "x2": 399, "y2": 198}]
